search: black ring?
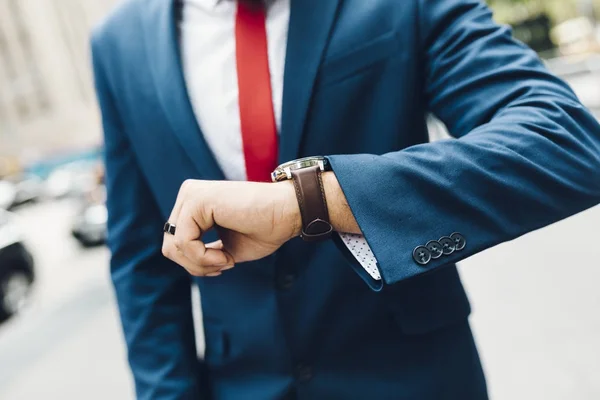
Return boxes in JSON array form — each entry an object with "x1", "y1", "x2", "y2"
[{"x1": 163, "y1": 222, "x2": 176, "y2": 235}]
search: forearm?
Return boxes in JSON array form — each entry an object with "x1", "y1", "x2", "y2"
[{"x1": 327, "y1": 96, "x2": 600, "y2": 285}]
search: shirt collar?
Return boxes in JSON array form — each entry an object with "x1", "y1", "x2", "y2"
[{"x1": 186, "y1": 0, "x2": 274, "y2": 11}]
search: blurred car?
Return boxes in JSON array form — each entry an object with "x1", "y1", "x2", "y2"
[
  {"x1": 44, "y1": 160, "x2": 100, "y2": 199},
  {"x1": 0, "y1": 180, "x2": 17, "y2": 210},
  {"x1": 71, "y1": 185, "x2": 107, "y2": 247},
  {"x1": 0, "y1": 210, "x2": 35, "y2": 323},
  {"x1": 13, "y1": 174, "x2": 43, "y2": 206},
  {"x1": 0, "y1": 174, "x2": 43, "y2": 210}
]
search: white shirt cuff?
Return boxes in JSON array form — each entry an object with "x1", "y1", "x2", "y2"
[{"x1": 338, "y1": 233, "x2": 381, "y2": 281}]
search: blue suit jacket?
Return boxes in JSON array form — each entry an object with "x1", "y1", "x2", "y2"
[{"x1": 92, "y1": 0, "x2": 600, "y2": 399}]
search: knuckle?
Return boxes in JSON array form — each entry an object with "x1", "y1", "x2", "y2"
[
  {"x1": 182, "y1": 179, "x2": 194, "y2": 191},
  {"x1": 188, "y1": 267, "x2": 205, "y2": 277},
  {"x1": 187, "y1": 254, "x2": 200, "y2": 265},
  {"x1": 174, "y1": 238, "x2": 185, "y2": 250},
  {"x1": 161, "y1": 244, "x2": 171, "y2": 258}
]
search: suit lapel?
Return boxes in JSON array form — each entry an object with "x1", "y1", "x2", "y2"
[
  {"x1": 141, "y1": 0, "x2": 225, "y2": 180},
  {"x1": 279, "y1": 0, "x2": 342, "y2": 164}
]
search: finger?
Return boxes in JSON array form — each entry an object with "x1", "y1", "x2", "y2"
[
  {"x1": 205, "y1": 240, "x2": 224, "y2": 249},
  {"x1": 167, "y1": 180, "x2": 191, "y2": 226},
  {"x1": 175, "y1": 207, "x2": 232, "y2": 268},
  {"x1": 175, "y1": 205, "x2": 204, "y2": 247},
  {"x1": 162, "y1": 235, "x2": 224, "y2": 276},
  {"x1": 205, "y1": 240, "x2": 236, "y2": 270},
  {"x1": 177, "y1": 237, "x2": 233, "y2": 267},
  {"x1": 176, "y1": 249, "x2": 224, "y2": 277}
]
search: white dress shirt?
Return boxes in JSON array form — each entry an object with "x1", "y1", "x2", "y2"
[{"x1": 180, "y1": 0, "x2": 381, "y2": 280}]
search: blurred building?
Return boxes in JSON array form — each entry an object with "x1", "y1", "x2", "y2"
[{"x1": 0, "y1": 0, "x2": 119, "y2": 161}]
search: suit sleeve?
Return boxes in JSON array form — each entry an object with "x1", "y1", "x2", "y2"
[
  {"x1": 327, "y1": 0, "x2": 600, "y2": 286},
  {"x1": 92, "y1": 36, "x2": 205, "y2": 400}
]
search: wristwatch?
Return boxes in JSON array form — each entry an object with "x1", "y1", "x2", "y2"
[{"x1": 271, "y1": 156, "x2": 333, "y2": 242}]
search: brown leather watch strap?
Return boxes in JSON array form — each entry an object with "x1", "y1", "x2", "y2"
[{"x1": 290, "y1": 166, "x2": 333, "y2": 242}]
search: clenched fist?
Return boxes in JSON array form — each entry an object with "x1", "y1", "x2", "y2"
[{"x1": 162, "y1": 179, "x2": 302, "y2": 277}]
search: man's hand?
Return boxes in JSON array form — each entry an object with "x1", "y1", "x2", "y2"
[
  {"x1": 162, "y1": 172, "x2": 361, "y2": 277},
  {"x1": 162, "y1": 179, "x2": 301, "y2": 277}
]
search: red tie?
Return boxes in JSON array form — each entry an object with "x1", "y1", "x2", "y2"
[{"x1": 235, "y1": 1, "x2": 278, "y2": 182}]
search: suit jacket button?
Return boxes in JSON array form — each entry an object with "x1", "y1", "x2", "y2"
[
  {"x1": 438, "y1": 236, "x2": 455, "y2": 255},
  {"x1": 277, "y1": 273, "x2": 296, "y2": 290},
  {"x1": 413, "y1": 246, "x2": 432, "y2": 266},
  {"x1": 294, "y1": 364, "x2": 313, "y2": 382},
  {"x1": 450, "y1": 232, "x2": 466, "y2": 251},
  {"x1": 425, "y1": 240, "x2": 443, "y2": 259}
]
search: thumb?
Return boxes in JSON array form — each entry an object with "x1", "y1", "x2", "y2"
[{"x1": 206, "y1": 239, "x2": 236, "y2": 267}]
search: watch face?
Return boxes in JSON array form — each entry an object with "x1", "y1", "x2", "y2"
[
  {"x1": 278, "y1": 156, "x2": 327, "y2": 171},
  {"x1": 272, "y1": 156, "x2": 329, "y2": 182}
]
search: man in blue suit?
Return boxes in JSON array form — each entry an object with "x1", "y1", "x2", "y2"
[{"x1": 92, "y1": 0, "x2": 600, "y2": 398}]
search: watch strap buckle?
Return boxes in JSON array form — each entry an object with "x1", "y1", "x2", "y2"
[{"x1": 301, "y1": 218, "x2": 333, "y2": 242}]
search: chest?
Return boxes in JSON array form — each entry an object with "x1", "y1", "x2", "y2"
[{"x1": 119, "y1": 0, "x2": 427, "y2": 213}]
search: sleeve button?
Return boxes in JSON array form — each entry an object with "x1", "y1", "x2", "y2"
[
  {"x1": 450, "y1": 232, "x2": 466, "y2": 251},
  {"x1": 438, "y1": 236, "x2": 456, "y2": 255},
  {"x1": 425, "y1": 240, "x2": 443, "y2": 259},
  {"x1": 413, "y1": 246, "x2": 432, "y2": 266}
]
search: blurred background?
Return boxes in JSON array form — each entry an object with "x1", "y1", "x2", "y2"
[{"x1": 0, "y1": 1, "x2": 599, "y2": 399}]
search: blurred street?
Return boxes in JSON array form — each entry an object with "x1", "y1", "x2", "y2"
[
  {"x1": 0, "y1": 200, "x2": 132, "y2": 400},
  {"x1": 558, "y1": 57, "x2": 600, "y2": 118},
  {"x1": 0, "y1": 70, "x2": 599, "y2": 400}
]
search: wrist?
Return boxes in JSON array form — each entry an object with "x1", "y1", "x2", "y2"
[
  {"x1": 321, "y1": 171, "x2": 339, "y2": 231},
  {"x1": 277, "y1": 180, "x2": 302, "y2": 239},
  {"x1": 321, "y1": 171, "x2": 361, "y2": 235},
  {"x1": 274, "y1": 166, "x2": 358, "y2": 240},
  {"x1": 278, "y1": 170, "x2": 350, "y2": 239}
]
